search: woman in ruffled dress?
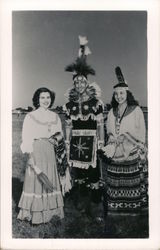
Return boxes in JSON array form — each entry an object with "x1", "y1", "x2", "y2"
[
  {"x1": 17, "y1": 87, "x2": 71, "y2": 224},
  {"x1": 103, "y1": 67, "x2": 148, "y2": 215}
]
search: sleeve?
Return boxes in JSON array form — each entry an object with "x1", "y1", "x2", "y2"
[
  {"x1": 96, "y1": 101, "x2": 104, "y2": 147},
  {"x1": 20, "y1": 114, "x2": 34, "y2": 154},
  {"x1": 106, "y1": 109, "x2": 114, "y2": 136},
  {"x1": 134, "y1": 106, "x2": 146, "y2": 143},
  {"x1": 54, "y1": 114, "x2": 63, "y2": 134},
  {"x1": 123, "y1": 106, "x2": 146, "y2": 146}
]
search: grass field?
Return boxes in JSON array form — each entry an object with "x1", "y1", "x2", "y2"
[{"x1": 12, "y1": 112, "x2": 149, "y2": 239}]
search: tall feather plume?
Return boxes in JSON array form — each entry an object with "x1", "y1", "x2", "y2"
[
  {"x1": 115, "y1": 66, "x2": 125, "y2": 83},
  {"x1": 65, "y1": 57, "x2": 95, "y2": 77},
  {"x1": 65, "y1": 36, "x2": 95, "y2": 78}
]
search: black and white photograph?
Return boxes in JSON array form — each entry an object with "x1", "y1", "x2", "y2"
[
  {"x1": 1, "y1": 0, "x2": 160, "y2": 250},
  {"x1": 12, "y1": 10, "x2": 149, "y2": 239}
]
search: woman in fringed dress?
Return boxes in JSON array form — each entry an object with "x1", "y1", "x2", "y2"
[
  {"x1": 17, "y1": 87, "x2": 71, "y2": 224},
  {"x1": 103, "y1": 67, "x2": 148, "y2": 215}
]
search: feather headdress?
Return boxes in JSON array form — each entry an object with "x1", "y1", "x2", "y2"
[
  {"x1": 64, "y1": 81, "x2": 102, "y2": 102},
  {"x1": 65, "y1": 36, "x2": 95, "y2": 80},
  {"x1": 114, "y1": 66, "x2": 128, "y2": 89}
]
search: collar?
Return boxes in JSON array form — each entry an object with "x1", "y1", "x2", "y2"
[{"x1": 113, "y1": 105, "x2": 137, "y2": 118}]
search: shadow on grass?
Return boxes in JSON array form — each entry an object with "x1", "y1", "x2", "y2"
[
  {"x1": 12, "y1": 177, "x2": 23, "y2": 213},
  {"x1": 103, "y1": 213, "x2": 149, "y2": 238}
]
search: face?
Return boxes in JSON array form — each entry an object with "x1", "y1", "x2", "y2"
[
  {"x1": 74, "y1": 75, "x2": 88, "y2": 94},
  {"x1": 39, "y1": 92, "x2": 51, "y2": 110},
  {"x1": 114, "y1": 88, "x2": 127, "y2": 105}
]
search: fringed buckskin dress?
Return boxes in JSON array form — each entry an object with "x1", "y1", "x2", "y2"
[
  {"x1": 17, "y1": 108, "x2": 64, "y2": 224},
  {"x1": 106, "y1": 105, "x2": 148, "y2": 215}
]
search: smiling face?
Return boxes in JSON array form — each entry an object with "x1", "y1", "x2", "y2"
[
  {"x1": 39, "y1": 92, "x2": 51, "y2": 110},
  {"x1": 114, "y1": 88, "x2": 127, "y2": 105},
  {"x1": 74, "y1": 75, "x2": 88, "y2": 94}
]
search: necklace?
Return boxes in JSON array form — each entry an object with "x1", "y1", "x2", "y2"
[
  {"x1": 115, "y1": 105, "x2": 128, "y2": 134},
  {"x1": 77, "y1": 91, "x2": 90, "y2": 115}
]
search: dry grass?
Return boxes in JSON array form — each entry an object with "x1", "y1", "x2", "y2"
[{"x1": 12, "y1": 112, "x2": 149, "y2": 238}]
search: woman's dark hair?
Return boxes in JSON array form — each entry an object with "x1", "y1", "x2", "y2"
[
  {"x1": 111, "y1": 90, "x2": 139, "y2": 110},
  {"x1": 32, "y1": 87, "x2": 55, "y2": 109}
]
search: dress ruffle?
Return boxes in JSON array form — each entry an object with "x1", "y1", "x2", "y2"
[
  {"x1": 17, "y1": 139, "x2": 64, "y2": 224},
  {"x1": 18, "y1": 191, "x2": 63, "y2": 210},
  {"x1": 17, "y1": 208, "x2": 64, "y2": 224},
  {"x1": 17, "y1": 191, "x2": 64, "y2": 224}
]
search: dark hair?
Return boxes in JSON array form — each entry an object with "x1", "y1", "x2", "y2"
[
  {"x1": 111, "y1": 90, "x2": 139, "y2": 110},
  {"x1": 32, "y1": 87, "x2": 55, "y2": 109}
]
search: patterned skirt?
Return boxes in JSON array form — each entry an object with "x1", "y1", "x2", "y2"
[
  {"x1": 17, "y1": 139, "x2": 64, "y2": 224},
  {"x1": 106, "y1": 150, "x2": 148, "y2": 215}
]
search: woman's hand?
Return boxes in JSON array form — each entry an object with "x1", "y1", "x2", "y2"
[
  {"x1": 98, "y1": 140, "x2": 104, "y2": 149},
  {"x1": 27, "y1": 153, "x2": 54, "y2": 192},
  {"x1": 117, "y1": 135, "x2": 125, "y2": 144},
  {"x1": 108, "y1": 134, "x2": 116, "y2": 143},
  {"x1": 27, "y1": 156, "x2": 35, "y2": 166},
  {"x1": 65, "y1": 140, "x2": 70, "y2": 153},
  {"x1": 102, "y1": 143, "x2": 116, "y2": 158},
  {"x1": 27, "y1": 154, "x2": 42, "y2": 175},
  {"x1": 37, "y1": 172, "x2": 54, "y2": 192}
]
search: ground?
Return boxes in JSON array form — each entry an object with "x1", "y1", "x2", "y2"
[{"x1": 12, "y1": 113, "x2": 149, "y2": 239}]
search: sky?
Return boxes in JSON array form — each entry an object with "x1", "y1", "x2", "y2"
[{"x1": 12, "y1": 11, "x2": 147, "y2": 109}]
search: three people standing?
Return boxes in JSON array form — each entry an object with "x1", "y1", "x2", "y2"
[{"x1": 17, "y1": 37, "x2": 148, "y2": 225}]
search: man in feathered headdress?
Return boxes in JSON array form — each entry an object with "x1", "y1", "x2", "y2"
[{"x1": 63, "y1": 36, "x2": 104, "y2": 218}]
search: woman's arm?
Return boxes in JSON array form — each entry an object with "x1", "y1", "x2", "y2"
[
  {"x1": 20, "y1": 114, "x2": 34, "y2": 154},
  {"x1": 122, "y1": 106, "x2": 146, "y2": 145},
  {"x1": 106, "y1": 109, "x2": 116, "y2": 143},
  {"x1": 28, "y1": 150, "x2": 54, "y2": 192},
  {"x1": 97, "y1": 113, "x2": 105, "y2": 149},
  {"x1": 65, "y1": 119, "x2": 72, "y2": 143},
  {"x1": 135, "y1": 106, "x2": 146, "y2": 143}
]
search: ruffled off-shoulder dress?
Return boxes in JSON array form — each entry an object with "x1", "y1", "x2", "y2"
[{"x1": 17, "y1": 109, "x2": 64, "y2": 224}]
